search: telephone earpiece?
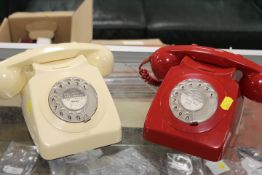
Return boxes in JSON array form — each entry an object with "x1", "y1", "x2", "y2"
[
  {"x1": 240, "y1": 73, "x2": 262, "y2": 102},
  {"x1": 139, "y1": 45, "x2": 262, "y2": 102},
  {"x1": 0, "y1": 43, "x2": 113, "y2": 99},
  {"x1": 139, "y1": 49, "x2": 182, "y2": 85},
  {"x1": 0, "y1": 66, "x2": 27, "y2": 99}
]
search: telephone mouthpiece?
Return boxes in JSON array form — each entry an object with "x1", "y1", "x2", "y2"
[
  {"x1": 0, "y1": 67, "x2": 26, "y2": 99},
  {"x1": 240, "y1": 73, "x2": 262, "y2": 103}
]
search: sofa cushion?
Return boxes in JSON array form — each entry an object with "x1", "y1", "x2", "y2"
[
  {"x1": 0, "y1": 0, "x2": 8, "y2": 23},
  {"x1": 24, "y1": 0, "x2": 82, "y2": 11},
  {"x1": 253, "y1": 0, "x2": 262, "y2": 9},
  {"x1": 145, "y1": 0, "x2": 262, "y2": 49},
  {"x1": 93, "y1": 0, "x2": 146, "y2": 39}
]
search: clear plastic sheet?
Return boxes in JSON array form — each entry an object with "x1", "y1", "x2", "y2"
[
  {"x1": 237, "y1": 147, "x2": 262, "y2": 175},
  {"x1": 49, "y1": 147, "x2": 159, "y2": 175},
  {"x1": 0, "y1": 142, "x2": 38, "y2": 175},
  {"x1": 166, "y1": 150, "x2": 250, "y2": 175},
  {"x1": 48, "y1": 149, "x2": 103, "y2": 175},
  {"x1": 167, "y1": 153, "x2": 205, "y2": 175}
]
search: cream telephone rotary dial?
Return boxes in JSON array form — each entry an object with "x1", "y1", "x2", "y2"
[{"x1": 0, "y1": 43, "x2": 122, "y2": 160}]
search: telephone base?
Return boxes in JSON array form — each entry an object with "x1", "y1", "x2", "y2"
[
  {"x1": 33, "y1": 115, "x2": 121, "y2": 160},
  {"x1": 21, "y1": 57, "x2": 122, "y2": 160},
  {"x1": 144, "y1": 93, "x2": 244, "y2": 162},
  {"x1": 143, "y1": 59, "x2": 245, "y2": 161}
]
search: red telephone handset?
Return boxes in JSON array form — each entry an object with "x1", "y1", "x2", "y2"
[
  {"x1": 140, "y1": 45, "x2": 262, "y2": 161},
  {"x1": 139, "y1": 45, "x2": 262, "y2": 102}
]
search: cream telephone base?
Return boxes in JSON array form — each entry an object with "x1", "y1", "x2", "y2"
[{"x1": 0, "y1": 43, "x2": 121, "y2": 160}]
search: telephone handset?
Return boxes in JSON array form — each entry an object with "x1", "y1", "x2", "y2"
[
  {"x1": 140, "y1": 45, "x2": 262, "y2": 161},
  {"x1": 0, "y1": 43, "x2": 121, "y2": 159},
  {"x1": 139, "y1": 45, "x2": 262, "y2": 102}
]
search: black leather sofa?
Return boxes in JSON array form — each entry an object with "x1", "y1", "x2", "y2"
[{"x1": 2, "y1": 0, "x2": 262, "y2": 49}]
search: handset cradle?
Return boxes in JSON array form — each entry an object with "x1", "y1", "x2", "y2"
[
  {"x1": 0, "y1": 43, "x2": 113, "y2": 99},
  {"x1": 139, "y1": 45, "x2": 262, "y2": 102}
]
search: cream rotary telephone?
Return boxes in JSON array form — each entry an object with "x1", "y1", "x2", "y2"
[{"x1": 0, "y1": 43, "x2": 122, "y2": 160}]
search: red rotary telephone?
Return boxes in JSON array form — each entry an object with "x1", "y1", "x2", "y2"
[{"x1": 139, "y1": 45, "x2": 262, "y2": 161}]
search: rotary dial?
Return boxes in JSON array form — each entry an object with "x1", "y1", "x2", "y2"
[
  {"x1": 48, "y1": 77, "x2": 98, "y2": 123},
  {"x1": 169, "y1": 79, "x2": 218, "y2": 123}
]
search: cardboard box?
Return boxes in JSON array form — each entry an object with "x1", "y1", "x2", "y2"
[{"x1": 0, "y1": 0, "x2": 92, "y2": 43}]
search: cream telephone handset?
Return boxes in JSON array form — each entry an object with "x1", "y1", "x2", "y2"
[{"x1": 0, "y1": 43, "x2": 121, "y2": 159}]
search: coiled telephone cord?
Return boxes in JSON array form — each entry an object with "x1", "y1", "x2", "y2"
[{"x1": 139, "y1": 57, "x2": 162, "y2": 86}]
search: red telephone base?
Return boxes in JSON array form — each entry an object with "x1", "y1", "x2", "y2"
[{"x1": 143, "y1": 57, "x2": 244, "y2": 161}]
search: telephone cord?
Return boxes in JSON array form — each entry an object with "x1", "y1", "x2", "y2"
[{"x1": 138, "y1": 57, "x2": 162, "y2": 86}]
